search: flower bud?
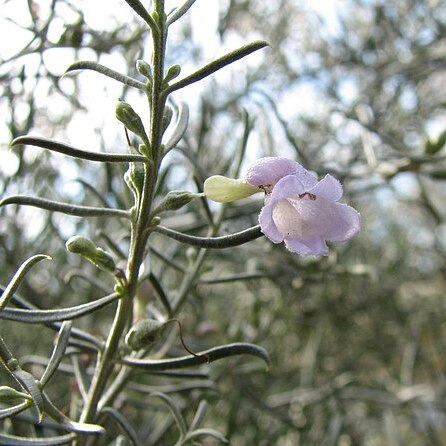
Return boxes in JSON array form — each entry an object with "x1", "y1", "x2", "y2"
[
  {"x1": 136, "y1": 60, "x2": 152, "y2": 80},
  {"x1": 66, "y1": 236, "x2": 116, "y2": 273},
  {"x1": 124, "y1": 163, "x2": 145, "y2": 200},
  {"x1": 115, "y1": 101, "x2": 148, "y2": 141},
  {"x1": 125, "y1": 319, "x2": 165, "y2": 351},
  {"x1": 164, "y1": 64, "x2": 181, "y2": 83},
  {"x1": 204, "y1": 175, "x2": 258, "y2": 203},
  {"x1": 156, "y1": 190, "x2": 198, "y2": 213}
]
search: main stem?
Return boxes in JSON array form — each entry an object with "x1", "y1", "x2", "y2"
[{"x1": 79, "y1": 2, "x2": 167, "y2": 430}]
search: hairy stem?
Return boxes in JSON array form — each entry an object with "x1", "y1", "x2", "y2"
[{"x1": 79, "y1": 1, "x2": 168, "y2": 434}]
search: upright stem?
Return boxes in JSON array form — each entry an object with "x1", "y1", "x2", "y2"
[{"x1": 79, "y1": 2, "x2": 168, "y2": 432}]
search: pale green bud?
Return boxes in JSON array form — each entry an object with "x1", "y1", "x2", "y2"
[
  {"x1": 125, "y1": 319, "x2": 165, "y2": 351},
  {"x1": 136, "y1": 60, "x2": 152, "y2": 80},
  {"x1": 66, "y1": 236, "x2": 116, "y2": 273},
  {"x1": 115, "y1": 101, "x2": 148, "y2": 141},
  {"x1": 164, "y1": 64, "x2": 181, "y2": 83},
  {"x1": 156, "y1": 190, "x2": 199, "y2": 213},
  {"x1": 204, "y1": 175, "x2": 259, "y2": 203}
]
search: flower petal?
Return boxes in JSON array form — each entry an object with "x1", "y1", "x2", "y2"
[
  {"x1": 284, "y1": 236, "x2": 329, "y2": 256},
  {"x1": 259, "y1": 203, "x2": 283, "y2": 243},
  {"x1": 269, "y1": 175, "x2": 305, "y2": 203},
  {"x1": 246, "y1": 157, "x2": 317, "y2": 189},
  {"x1": 309, "y1": 174, "x2": 343, "y2": 202},
  {"x1": 323, "y1": 203, "x2": 361, "y2": 242}
]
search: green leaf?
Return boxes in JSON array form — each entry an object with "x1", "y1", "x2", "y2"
[
  {"x1": 0, "y1": 401, "x2": 31, "y2": 421},
  {"x1": 40, "y1": 321, "x2": 72, "y2": 387},
  {"x1": 101, "y1": 407, "x2": 142, "y2": 446},
  {"x1": 64, "y1": 61, "x2": 146, "y2": 90},
  {"x1": 0, "y1": 433, "x2": 76, "y2": 445},
  {"x1": 13, "y1": 368, "x2": 44, "y2": 422},
  {"x1": 0, "y1": 292, "x2": 119, "y2": 323},
  {"x1": 123, "y1": 0, "x2": 158, "y2": 31},
  {"x1": 166, "y1": 0, "x2": 197, "y2": 26},
  {"x1": 163, "y1": 40, "x2": 269, "y2": 96},
  {"x1": 0, "y1": 255, "x2": 51, "y2": 314},
  {"x1": 150, "y1": 392, "x2": 187, "y2": 438},
  {"x1": 184, "y1": 428, "x2": 228, "y2": 444},
  {"x1": 10, "y1": 136, "x2": 148, "y2": 163},
  {"x1": 122, "y1": 342, "x2": 270, "y2": 371},
  {"x1": 153, "y1": 225, "x2": 263, "y2": 249},
  {"x1": 0, "y1": 386, "x2": 31, "y2": 402},
  {"x1": 163, "y1": 103, "x2": 189, "y2": 152},
  {"x1": 0, "y1": 195, "x2": 130, "y2": 219}
]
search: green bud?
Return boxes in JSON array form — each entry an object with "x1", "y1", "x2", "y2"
[
  {"x1": 0, "y1": 386, "x2": 31, "y2": 403},
  {"x1": 204, "y1": 175, "x2": 259, "y2": 203},
  {"x1": 125, "y1": 319, "x2": 165, "y2": 351},
  {"x1": 155, "y1": 190, "x2": 199, "y2": 214},
  {"x1": 115, "y1": 101, "x2": 148, "y2": 141},
  {"x1": 124, "y1": 163, "x2": 145, "y2": 200},
  {"x1": 66, "y1": 236, "x2": 116, "y2": 273},
  {"x1": 136, "y1": 60, "x2": 152, "y2": 80},
  {"x1": 164, "y1": 64, "x2": 181, "y2": 84}
]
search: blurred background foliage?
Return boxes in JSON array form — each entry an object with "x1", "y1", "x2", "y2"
[{"x1": 1, "y1": 0, "x2": 446, "y2": 444}]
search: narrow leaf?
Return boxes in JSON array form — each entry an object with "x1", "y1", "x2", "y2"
[
  {"x1": 0, "y1": 195, "x2": 130, "y2": 219},
  {"x1": 123, "y1": 0, "x2": 158, "y2": 31},
  {"x1": 101, "y1": 407, "x2": 142, "y2": 446},
  {"x1": 166, "y1": 0, "x2": 197, "y2": 26},
  {"x1": 184, "y1": 428, "x2": 228, "y2": 443},
  {"x1": 43, "y1": 392, "x2": 105, "y2": 435},
  {"x1": 65, "y1": 61, "x2": 146, "y2": 90},
  {"x1": 122, "y1": 342, "x2": 270, "y2": 371},
  {"x1": 0, "y1": 255, "x2": 51, "y2": 313},
  {"x1": 163, "y1": 103, "x2": 189, "y2": 152},
  {"x1": 13, "y1": 368, "x2": 44, "y2": 422},
  {"x1": 40, "y1": 321, "x2": 72, "y2": 387},
  {"x1": 10, "y1": 136, "x2": 148, "y2": 163},
  {"x1": 4, "y1": 287, "x2": 103, "y2": 351},
  {"x1": 0, "y1": 432, "x2": 76, "y2": 445},
  {"x1": 0, "y1": 400, "x2": 31, "y2": 421},
  {"x1": 163, "y1": 41, "x2": 269, "y2": 96},
  {"x1": 0, "y1": 292, "x2": 119, "y2": 323},
  {"x1": 0, "y1": 386, "x2": 31, "y2": 402},
  {"x1": 153, "y1": 225, "x2": 263, "y2": 249},
  {"x1": 150, "y1": 392, "x2": 187, "y2": 437},
  {"x1": 189, "y1": 400, "x2": 208, "y2": 431}
]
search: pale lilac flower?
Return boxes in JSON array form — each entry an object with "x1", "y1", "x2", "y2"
[{"x1": 246, "y1": 157, "x2": 360, "y2": 256}]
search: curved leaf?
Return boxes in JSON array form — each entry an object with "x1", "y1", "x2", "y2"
[
  {"x1": 122, "y1": 342, "x2": 269, "y2": 371},
  {"x1": 0, "y1": 400, "x2": 31, "y2": 421},
  {"x1": 0, "y1": 195, "x2": 130, "y2": 219},
  {"x1": 153, "y1": 225, "x2": 263, "y2": 249},
  {"x1": 163, "y1": 103, "x2": 189, "y2": 152},
  {"x1": 0, "y1": 433, "x2": 75, "y2": 445},
  {"x1": 0, "y1": 293, "x2": 119, "y2": 323},
  {"x1": 3, "y1": 288, "x2": 103, "y2": 351},
  {"x1": 11, "y1": 136, "x2": 148, "y2": 163},
  {"x1": 101, "y1": 407, "x2": 142, "y2": 446},
  {"x1": 13, "y1": 368, "x2": 43, "y2": 422},
  {"x1": 150, "y1": 392, "x2": 187, "y2": 438},
  {"x1": 43, "y1": 392, "x2": 105, "y2": 435},
  {"x1": 65, "y1": 61, "x2": 146, "y2": 90},
  {"x1": 184, "y1": 428, "x2": 228, "y2": 444},
  {"x1": 0, "y1": 255, "x2": 51, "y2": 313},
  {"x1": 40, "y1": 322, "x2": 72, "y2": 387}
]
